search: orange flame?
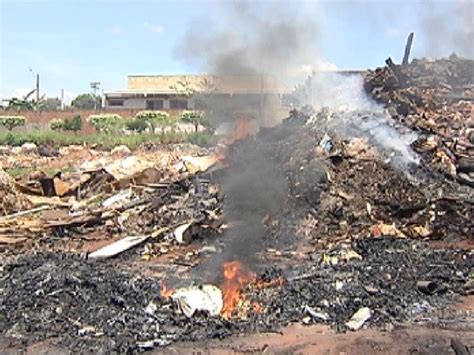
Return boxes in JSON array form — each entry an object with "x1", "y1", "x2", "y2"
[
  {"x1": 252, "y1": 302, "x2": 263, "y2": 313},
  {"x1": 160, "y1": 280, "x2": 175, "y2": 300},
  {"x1": 254, "y1": 276, "x2": 285, "y2": 289},
  {"x1": 227, "y1": 116, "x2": 251, "y2": 144},
  {"x1": 220, "y1": 260, "x2": 256, "y2": 319}
]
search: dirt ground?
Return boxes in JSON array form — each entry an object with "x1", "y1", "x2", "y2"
[
  {"x1": 2, "y1": 296, "x2": 470, "y2": 355},
  {"x1": 160, "y1": 297, "x2": 473, "y2": 355}
]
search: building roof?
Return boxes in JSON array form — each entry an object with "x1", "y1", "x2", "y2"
[{"x1": 105, "y1": 74, "x2": 290, "y2": 97}]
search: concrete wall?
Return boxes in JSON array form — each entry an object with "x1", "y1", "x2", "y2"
[
  {"x1": 105, "y1": 97, "x2": 196, "y2": 110},
  {"x1": 121, "y1": 98, "x2": 147, "y2": 109},
  {"x1": 127, "y1": 75, "x2": 208, "y2": 91}
]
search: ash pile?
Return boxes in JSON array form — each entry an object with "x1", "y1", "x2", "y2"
[
  {"x1": 364, "y1": 54, "x2": 474, "y2": 186},
  {"x1": 1, "y1": 104, "x2": 473, "y2": 352}
]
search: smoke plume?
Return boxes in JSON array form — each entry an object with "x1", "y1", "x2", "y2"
[
  {"x1": 174, "y1": 0, "x2": 320, "y2": 81},
  {"x1": 175, "y1": 1, "x2": 322, "y2": 276},
  {"x1": 419, "y1": 0, "x2": 473, "y2": 58}
]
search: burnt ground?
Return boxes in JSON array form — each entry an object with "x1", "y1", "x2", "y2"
[
  {"x1": 1, "y1": 110, "x2": 473, "y2": 353},
  {"x1": 0, "y1": 238, "x2": 472, "y2": 352}
]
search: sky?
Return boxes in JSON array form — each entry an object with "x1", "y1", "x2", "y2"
[{"x1": 0, "y1": 0, "x2": 472, "y2": 103}]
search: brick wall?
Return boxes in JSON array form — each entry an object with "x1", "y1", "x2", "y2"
[{"x1": 0, "y1": 109, "x2": 186, "y2": 134}]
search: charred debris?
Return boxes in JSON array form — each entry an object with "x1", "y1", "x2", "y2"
[{"x1": 1, "y1": 55, "x2": 473, "y2": 352}]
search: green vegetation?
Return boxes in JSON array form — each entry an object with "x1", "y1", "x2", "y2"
[
  {"x1": 134, "y1": 111, "x2": 175, "y2": 132},
  {"x1": 49, "y1": 115, "x2": 83, "y2": 134},
  {"x1": 71, "y1": 93, "x2": 101, "y2": 110},
  {"x1": 5, "y1": 165, "x2": 75, "y2": 179},
  {"x1": 6, "y1": 98, "x2": 35, "y2": 111},
  {"x1": 63, "y1": 115, "x2": 83, "y2": 134},
  {"x1": 50, "y1": 118, "x2": 64, "y2": 131},
  {"x1": 0, "y1": 116, "x2": 27, "y2": 131},
  {"x1": 126, "y1": 118, "x2": 149, "y2": 133},
  {"x1": 180, "y1": 111, "x2": 211, "y2": 132},
  {"x1": 186, "y1": 131, "x2": 217, "y2": 146},
  {"x1": 0, "y1": 130, "x2": 215, "y2": 150},
  {"x1": 87, "y1": 114, "x2": 124, "y2": 133},
  {"x1": 42, "y1": 97, "x2": 62, "y2": 110},
  {"x1": 0, "y1": 110, "x2": 216, "y2": 152}
]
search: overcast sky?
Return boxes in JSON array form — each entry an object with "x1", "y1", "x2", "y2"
[{"x1": 0, "y1": 0, "x2": 472, "y2": 102}]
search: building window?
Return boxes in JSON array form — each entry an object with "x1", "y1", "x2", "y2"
[
  {"x1": 169, "y1": 99, "x2": 188, "y2": 110},
  {"x1": 146, "y1": 99, "x2": 164, "y2": 110},
  {"x1": 109, "y1": 99, "x2": 124, "y2": 107}
]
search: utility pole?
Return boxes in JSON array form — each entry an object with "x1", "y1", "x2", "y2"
[
  {"x1": 29, "y1": 68, "x2": 40, "y2": 111},
  {"x1": 36, "y1": 74, "x2": 40, "y2": 111},
  {"x1": 61, "y1": 89, "x2": 64, "y2": 110},
  {"x1": 90, "y1": 81, "x2": 101, "y2": 110}
]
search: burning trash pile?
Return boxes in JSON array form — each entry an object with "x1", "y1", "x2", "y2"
[
  {"x1": 1, "y1": 237, "x2": 471, "y2": 352},
  {"x1": 1, "y1": 102, "x2": 472, "y2": 352},
  {"x1": 0, "y1": 145, "x2": 223, "y2": 256},
  {"x1": 364, "y1": 55, "x2": 474, "y2": 186}
]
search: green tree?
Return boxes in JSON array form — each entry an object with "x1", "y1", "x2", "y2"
[
  {"x1": 6, "y1": 98, "x2": 34, "y2": 111},
  {"x1": 63, "y1": 115, "x2": 83, "y2": 134},
  {"x1": 0, "y1": 116, "x2": 27, "y2": 131},
  {"x1": 42, "y1": 97, "x2": 61, "y2": 110},
  {"x1": 180, "y1": 111, "x2": 210, "y2": 132},
  {"x1": 87, "y1": 114, "x2": 123, "y2": 133},
  {"x1": 126, "y1": 118, "x2": 149, "y2": 133},
  {"x1": 135, "y1": 111, "x2": 174, "y2": 133},
  {"x1": 50, "y1": 118, "x2": 65, "y2": 131},
  {"x1": 71, "y1": 94, "x2": 101, "y2": 110}
]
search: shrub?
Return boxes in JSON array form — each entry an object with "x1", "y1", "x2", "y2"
[
  {"x1": 186, "y1": 131, "x2": 216, "y2": 146},
  {"x1": 63, "y1": 115, "x2": 83, "y2": 134},
  {"x1": 135, "y1": 111, "x2": 174, "y2": 132},
  {"x1": 126, "y1": 118, "x2": 149, "y2": 133},
  {"x1": 0, "y1": 116, "x2": 26, "y2": 131},
  {"x1": 180, "y1": 111, "x2": 210, "y2": 132},
  {"x1": 50, "y1": 118, "x2": 65, "y2": 131},
  {"x1": 87, "y1": 114, "x2": 123, "y2": 133}
]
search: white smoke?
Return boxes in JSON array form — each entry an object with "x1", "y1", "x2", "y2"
[{"x1": 307, "y1": 72, "x2": 420, "y2": 167}]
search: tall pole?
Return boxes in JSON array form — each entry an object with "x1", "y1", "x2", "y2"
[
  {"x1": 402, "y1": 33, "x2": 414, "y2": 66},
  {"x1": 61, "y1": 89, "x2": 64, "y2": 110},
  {"x1": 35, "y1": 74, "x2": 40, "y2": 111}
]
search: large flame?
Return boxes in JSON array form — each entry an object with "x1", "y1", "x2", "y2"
[
  {"x1": 220, "y1": 260, "x2": 256, "y2": 318},
  {"x1": 227, "y1": 115, "x2": 251, "y2": 144}
]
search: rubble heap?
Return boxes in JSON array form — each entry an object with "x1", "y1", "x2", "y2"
[
  {"x1": 0, "y1": 168, "x2": 31, "y2": 216},
  {"x1": 364, "y1": 55, "x2": 474, "y2": 186},
  {"x1": 0, "y1": 70, "x2": 473, "y2": 352},
  {"x1": 1, "y1": 107, "x2": 473, "y2": 351}
]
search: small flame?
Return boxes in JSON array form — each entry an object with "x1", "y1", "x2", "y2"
[
  {"x1": 160, "y1": 280, "x2": 175, "y2": 299},
  {"x1": 220, "y1": 260, "x2": 256, "y2": 319},
  {"x1": 252, "y1": 302, "x2": 263, "y2": 313},
  {"x1": 254, "y1": 276, "x2": 285, "y2": 289}
]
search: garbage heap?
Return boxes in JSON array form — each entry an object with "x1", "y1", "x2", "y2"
[
  {"x1": 1, "y1": 109, "x2": 472, "y2": 353},
  {"x1": 0, "y1": 168, "x2": 32, "y2": 216},
  {"x1": 364, "y1": 55, "x2": 474, "y2": 186}
]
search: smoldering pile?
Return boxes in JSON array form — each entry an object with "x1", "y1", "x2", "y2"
[
  {"x1": 1, "y1": 108, "x2": 473, "y2": 352},
  {"x1": 364, "y1": 55, "x2": 474, "y2": 186}
]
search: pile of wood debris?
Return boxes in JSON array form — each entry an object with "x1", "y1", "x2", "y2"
[
  {"x1": 364, "y1": 55, "x2": 474, "y2": 186},
  {"x1": 0, "y1": 147, "x2": 223, "y2": 256},
  {"x1": 0, "y1": 168, "x2": 32, "y2": 217}
]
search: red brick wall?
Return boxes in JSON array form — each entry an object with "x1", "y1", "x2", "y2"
[{"x1": 0, "y1": 109, "x2": 186, "y2": 134}]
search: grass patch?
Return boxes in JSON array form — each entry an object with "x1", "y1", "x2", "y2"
[
  {"x1": 4, "y1": 166, "x2": 34, "y2": 178},
  {"x1": 0, "y1": 130, "x2": 216, "y2": 150},
  {"x1": 186, "y1": 131, "x2": 217, "y2": 147},
  {"x1": 5, "y1": 165, "x2": 75, "y2": 179}
]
